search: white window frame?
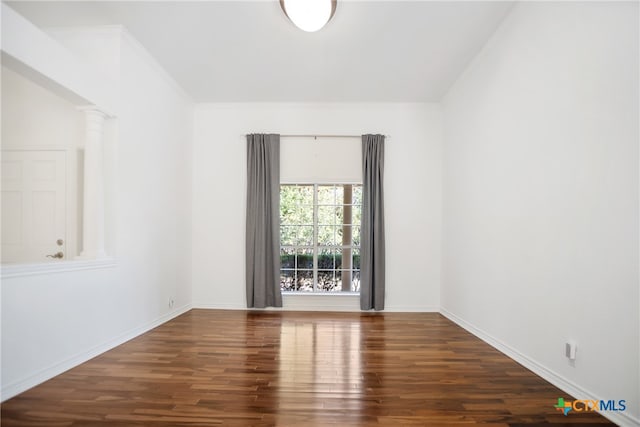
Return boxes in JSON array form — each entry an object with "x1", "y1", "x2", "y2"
[{"x1": 280, "y1": 183, "x2": 362, "y2": 293}]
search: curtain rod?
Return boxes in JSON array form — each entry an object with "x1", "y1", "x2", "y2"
[
  {"x1": 283, "y1": 134, "x2": 359, "y2": 138},
  {"x1": 245, "y1": 134, "x2": 388, "y2": 139}
]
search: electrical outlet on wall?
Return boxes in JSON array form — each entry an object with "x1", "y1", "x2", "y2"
[
  {"x1": 168, "y1": 297, "x2": 175, "y2": 308},
  {"x1": 565, "y1": 341, "x2": 577, "y2": 360}
]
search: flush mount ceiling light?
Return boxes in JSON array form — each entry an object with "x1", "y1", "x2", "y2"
[{"x1": 280, "y1": 0, "x2": 337, "y2": 32}]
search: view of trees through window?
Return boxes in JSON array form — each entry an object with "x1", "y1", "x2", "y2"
[{"x1": 280, "y1": 184, "x2": 362, "y2": 292}]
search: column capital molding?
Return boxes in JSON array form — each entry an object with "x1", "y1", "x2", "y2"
[{"x1": 76, "y1": 105, "x2": 112, "y2": 119}]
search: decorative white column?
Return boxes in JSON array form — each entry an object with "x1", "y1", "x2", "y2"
[{"x1": 77, "y1": 107, "x2": 108, "y2": 259}]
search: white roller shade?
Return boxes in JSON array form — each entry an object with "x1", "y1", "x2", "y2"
[{"x1": 280, "y1": 137, "x2": 362, "y2": 183}]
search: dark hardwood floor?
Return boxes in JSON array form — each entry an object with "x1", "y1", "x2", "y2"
[{"x1": 2, "y1": 310, "x2": 612, "y2": 426}]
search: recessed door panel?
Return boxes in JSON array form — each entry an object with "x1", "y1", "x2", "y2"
[{"x1": 1, "y1": 151, "x2": 66, "y2": 263}]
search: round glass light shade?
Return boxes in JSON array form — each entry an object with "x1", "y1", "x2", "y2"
[{"x1": 280, "y1": 0, "x2": 337, "y2": 32}]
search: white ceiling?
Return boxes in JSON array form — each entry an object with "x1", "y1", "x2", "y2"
[{"x1": 7, "y1": 1, "x2": 514, "y2": 102}]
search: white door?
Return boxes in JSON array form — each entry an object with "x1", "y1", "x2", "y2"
[{"x1": 2, "y1": 150, "x2": 67, "y2": 263}]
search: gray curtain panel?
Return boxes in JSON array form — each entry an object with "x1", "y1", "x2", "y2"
[
  {"x1": 246, "y1": 134, "x2": 282, "y2": 308},
  {"x1": 360, "y1": 134, "x2": 386, "y2": 310}
]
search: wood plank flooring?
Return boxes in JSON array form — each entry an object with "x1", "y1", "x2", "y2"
[{"x1": 2, "y1": 310, "x2": 612, "y2": 426}]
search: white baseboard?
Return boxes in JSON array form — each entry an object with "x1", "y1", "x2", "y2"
[
  {"x1": 193, "y1": 295, "x2": 360, "y2": 312},
  {"x1": 384, "y1": 306, "x2": 439, "y2": 312},
  {"x1": 1, "y1": 303, "x2": 192, "y2": 402},
  {"x1": 193, "y1": 299, "x2": 439, "y2": 313},
  {"x1": 440, "y1": 308, "x2": 639, "y2": 427},
  {"x1": 192, "y1": 302, "x2": 246, "y2": 310}
]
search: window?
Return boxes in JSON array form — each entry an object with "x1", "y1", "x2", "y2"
[{"x1": 280, "y1": 184, "x2": 361, "y2": 292}]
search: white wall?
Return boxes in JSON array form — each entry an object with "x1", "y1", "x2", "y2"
[
  {"x1": 1, "y1": 67, "x2": 83, "y2": 150},
  {"x1": 1, "y1": 28, "x2": 194, "y2": 399},
  {"x1": 442, "y1": 2, "x2": 639, "y2": 425},
  {"x1": 192, "y1": 103, "x2": 442, "y2": 311},
  {"x1": 0, "y1": 3, "x2": 116, "y2": 113}
]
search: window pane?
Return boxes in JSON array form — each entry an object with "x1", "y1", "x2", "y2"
[
  {"x1": 281, "y1": 185, "x2": 313, "y2": 225},
  {"x1": 296, "y1": 248, "x2": 313, "y2": 269},
  {"x1": 318, "y1": 185, "x2": 338, "y2": 205},
  {"x1": 318, "y1": 248, "x2": 337, "y2": 270},
  {"x1": 281, "y1": 203, "x2": 312, "y2": 225},
  {"x1": 283, "y1": 185, "x2": 313, "y2": 203},
  {"x1": 351, "y1": 271, "x2": 360, "y2": 292},
  {"x1": 318, "y1": 225, "x2": 338, "y2": 246},
  {"x1": 296, "y1": 205, "x2": 314, "y2": 225},
  {"x1": 280, "y1": 247, "x2": 295, "y2": 269},
  {"x1": 297, "y1": 225, "x2": 314, "y2": 246},
  {"x1": 352, "y1": 248, "x2": 360, "y2": 270},
  {"x1": 317, "y1": 270, "x2": 339, "y2": 292},
  {"x1": 352, "y1": 208, "x2": 361, "y2": 226},
  {"x1": 352, "y1": 185, "x2": 363, "y2": 205},
  {"x1": 318, "y1": 206, "x2": 338, "y2": 225},
  {"x1": 280, "y1": 270, "x2": 295, "y2": 292},
  {"x1": 352, "y1": 226, "x2": 361, "y2": 246},
  {"x1": 281, "y1": 226, "x2": 296, "y2": 246},
  {"x1": 334, "y1": 206, "x2": 344, "y2": 225},
  {"x1": 334, "y1": 185, "x2": 344, "y2": 203},
  {"x1": 296, "y1": 270, "x2": 313, "y2": 292}
]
